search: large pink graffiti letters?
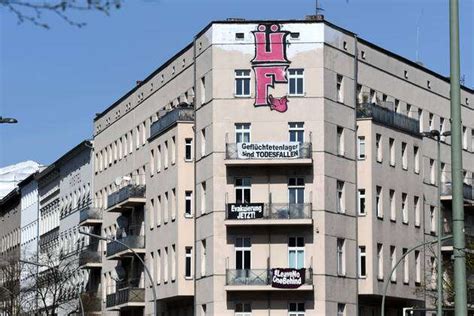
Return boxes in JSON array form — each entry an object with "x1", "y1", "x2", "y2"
[{"x1": 252, "y1": 24, "x2": 290, "y2": 112}]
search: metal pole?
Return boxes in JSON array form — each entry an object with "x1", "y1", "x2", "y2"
[
  {"x1": 437, "y1": 136, "x2": 443, "y2": 316},
  {"x1": 381, "y1": 235, "x2": 452, "y2": 316},
  {"x1": 80, "y1": 231, "x2": 158, "y2": 316},
  {"x1": 449, "y1": 1, "x2": 467, "y2": 315}
]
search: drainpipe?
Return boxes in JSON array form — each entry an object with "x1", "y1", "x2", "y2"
[
  {"x1": 353, "y1": 33, "x2": 360, "y2": 316},
  {"x1": 192, "y1": 34, "x2": 198, "y2": 316}
]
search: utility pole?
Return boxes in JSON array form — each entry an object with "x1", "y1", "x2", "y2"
[{"x1": 449, "y1": 0, "x2": 467, "y2": 315}]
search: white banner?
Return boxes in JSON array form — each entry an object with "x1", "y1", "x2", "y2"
[{"x1": 236, "y1": 142, "x2": 300, "y2": 159}]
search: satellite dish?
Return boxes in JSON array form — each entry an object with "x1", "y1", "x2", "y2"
[{"x1": 114, "y1": 177, "x2": 122, "y2": 187}]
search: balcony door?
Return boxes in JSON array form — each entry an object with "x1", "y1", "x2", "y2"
[
  {"x1": 289, "y1": 122, "x2": 304, "y2": 142},
  {"x1": 235, "y1": 237, "x2": 251, "y2": 283},
  {"x1": 235, "y1": 178, "x2": 251, "y2": 204},
  {"x1": 288, "y1": 177, "x2": 305, "y2": 218},
  {"x1": 288, "y1": 237, "x2": 305, "y2": 269},
  {"x1": 235, "y1": 123, "x2": 251, "y2": 143}
]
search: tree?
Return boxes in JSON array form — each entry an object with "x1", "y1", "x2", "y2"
[
  {"x1": 0, "y1": 253, "x2": 24, "y2": 316},
  {"x1": 1, "y1": 0, "x2": 123, "y2": 28}
]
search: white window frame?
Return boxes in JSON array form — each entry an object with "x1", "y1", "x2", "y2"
[
  {"x1": 336, "y1": 181, "x2": 345, "y2": 213},
  {"x1": 185, "y1": 191, "x2": 193, "y2": 217},
  {"x1": 415, "y1": 250, "x2": 421, "y2": 284},
  {"x1": 401, "y1": 142, "x2": 408, "y2": 170},
  {"x1": 389, "y1": 138, "x2": 395, "y2": 167},
  {"x1": 185, "y1": 138, "x2": 193, "y2": 161},
  {"x1": 288, "y1": 236, "x2": 305, "y2": 269},
  {"x1": 358, "y1": 189, "x2": 366, "y2": 216},
  {"x1": 402, "y1": 193, "x2": 408, "y2": 224},
  {"x1": 336, "y1": 74, "x2": 344, "y2": 103},
  {"x1": 376, "y1": 134, "x2": 382, "y2": 162},
  {"x1": 403, "y1": 248, "x2": 409, "y2": 284},
  {"x1": 337, "y1": 238, "x2": 346, "y2": 276},
  {"x1": 337, "y1": 126, "x2": 344, "y2": 156},
  {"x1": 288, "y1": 302, "x2": 305, "y2": 316},
  {"x1": 235, "y1": 123, "x2": 251, "y2": 144},
  {"x1": 376, "y1": 186, "x2": 383, "y2": 219},
  {"x1": 414, "y1": 196, "x2": 421, "y2": 227},
  {"x1": 289, "y1": 122, "x2": 304, "y2": 143},
  {"x1": 185, "y1": 247, "x2": 193, "y2": 279},
  {"x1": 414, "y1": 146, "x2": 420, "y2": 174},
  {"x1": 235, "y1": 237, "x2": 251, "y2": 270},
  {"x1": 234, "y1": 70, "x2": 251, "y2": 97},
  {"x1": 377, "y1": 243, "x2": 383, "y2": 281},
  {"x1": 235, "y1": 303, "x2": 252, "y2": 316},
  {"x1": 390, "y1": 246, "x2": 397, "y2": 282},
  {"x1": 358, "y1": 246, "x2": 366, "y2": 278},
  {"x1": 288, "y1": 69, "x2": 304, "y2": 96},
  {"x1": 357, "y1": 136, "x2": 366, "y2": 160}
]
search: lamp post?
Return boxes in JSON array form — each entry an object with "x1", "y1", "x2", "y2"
[
  {"x1": 79, "y1": 231, "x2": 157, "y2": 316},
  {"x1": 421, "y1": 129, "x2": 451, "y2": 316},
  {"x1": 0, "y1": 117, "x2": 18, "y2": 124},
  {"x1": 19, "y1": 259, "x2": 84, "y2": 316}
]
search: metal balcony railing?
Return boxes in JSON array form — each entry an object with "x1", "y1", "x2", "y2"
[
  {"x1": 80, "y1": 291, "x2": 101, "y2": 312},
  {"x1": 106, "y1": 235, "x2": 145, "y2": 257},
  {"x1": 441, "y1": 182, "x2": 474, "y2": 201},
  {"x1": 357, "y1": 103, "x2": 420, "y2": 136},
  {"x1": 150, "y1": 107, "x2": 194, "y2": 139},
  {"x1": 106, "y1": 287, "x2": 145, "y2": 308},
  {"x1": 79, "y1": 244, "x2": 102, "y2": 266},
  {"x1": 107, "y1": 184, "x2": 146, "y2": 210},
  {"x1": 226, "y1": 268, "x2": 313, "y2": 286},
  {"x1": 225, "y1": 142, "x2": 312, "y2": 160},
  {"x1": 225, "y1": 203, "x2": 312, "y2": 220},
  {"x1": 79, "y1": 207, "x2": 103, "y2": 224}
]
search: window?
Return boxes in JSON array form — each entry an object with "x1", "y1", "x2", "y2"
[
  {"x1": 337, "y1": 126, "x2": 344, "y2": 156},
  {"x1": 235, "y1": 70, "x2": 251, "y2": 96},
  {"x1": 358, "y1": 246, "x2": 366, "y2": 278},
  {"x1": 394, "y1": 99, "x2": 399, "y2": 112},
  {"x1": 185, "y1": 247, "x2": 192, "y2": 279},
  {"x1": 418, "y1": 109, "x2": 423, "y2": 132},
  {"x1": 336, "y1": 74, "x2": 344, "y2": 103},
  {"x1": 201, "y1": 128, "x2": 206, "y2": 156},
  {"x1": 463, "y1": 126, "x2": 468, "y2": 150},
  {"x1": 185, "y1": 138, "x2": 193, "y2": 161},
  {"x1": 289, "y1": 303, "x2": 305, "y2": 316},
  {"x1": 235, "y1": 123, "x2": 251, "y2": 143},
  {"x1": 407, "y1": 104, "x2": 412, "y2": 117},
  {"x1": 171, "y1": 136, "x2": 176, "y2": 164},
  {"x1": 185, "y1": 191, "x2": 193, "y2": 217},
  {"x1": 402, "y1": 193, "x2": 408, "y2": 224},
  {"x1": 200, "y1": 76, "x2": 206, "y2": 104},
  {"x1": 336, "y1": 181, "x2": 345, "y2": 213},
  {"x1": 430, "y1": 206, "x2": 436, "y2": 234},
  {"x1": 200, "y1": 182, "x2": 207, "y2": 214},
  {"x1": 376, "y1": 134, "x2": 382, "y2": 162},
  {"x1": 377, "y1": 243, "x2": 383, "y2": 280},
  {"x1": 235, "y1": 237, "x2": 251, "y2": 271},
  {"x1": 150, "y1": 149, "x2": 155, "y2": 175},
  {"x1": 430, "y1": 159, "x2": 436, "y2": 184},
  {"x1": 440, "y1": 118, "x2": 446, "y2": 140},
  {"x1": 288, "y1": 237, "x2": 305, "y2": 269},
  {"x1": 235, "y1": 303, "x2": 251, "y2": 316},
  {"x1": 288, "y1": 177, "x2": 305, "y2": 205},
  {"x1": 430, "y1": 257, "x2": 436, "y2": 288},
  {"x1": 370, "y1": 89, "x2": 376, "y2": 103},
  {"x1": 414, "y1": 146, "x2": 420, "y2": 174},
  {"x1": 414, "y1": 196, "x2": 421, "y2": 227},
  {"x1": 164, "y1": 192, "x2": 169, "y2": 223},
  {"x1": 415, "y1": 250, "x2": 421, "y2": 284},
  {"x1": 358, "y1": 189, "x2": 366, "y2": 215},
  {"x1": 389, "y1": 138, "x2": 395, "y2": 166},
  {"x1": 403, "y1": 248, "x2": 409, "y2": 284},
  {"x1": 164, "y1": 247, "x2": 169, "y2": 283},
  {"x1": 389, "y1": 189, "x2": 396, "y2": 221},
  {"x1": 171, "y1": 188, "x2": 177, "y2": 220},
  {"x1": 289, "y1": 122, "x2": 304, "y2": 142},
  {"x1": 136, "y1": 125, "x2": 141, "y2": 149},
  {"x1": 390, "y1": 246, "x2": 396, "y2": 282},
  {"x1": 201, "y1": 239, "x2": 207, "y2": 277},
  {"x1": 337, "y1": 238, "x2": 345, "y2": 276},
  {"x1": 376, "y1": 186, "x2": 383, "y2": 219},
  {"x1": 429, "y1": 113, "x2": 434, "y2": 130},
  {"x1": 471, "y1": 130, "x2": 474, "y2": 152},
  {"x1": 401, "y1": 142, "x2": 407, "y2": 170},
  {"x1": 157, "y1": 145, "x2": 162, "y2": 172},
  {"x1": 201, "y1": 304, "x2": 207, "y2": 316},
  {"x1": 337, "y1": 303, "x2": 345, "y2": 316},
  {"x1": 357, "y1": 136, "x2": 366, "y2": 160},
  {"x1": 164, "y1": 141, "x2": 169, "y2": 169},
  {"x1": 288, "y1": 69, "x2": 304, "y2": 95},
  {"x1": 149, "y1": 199, "x2": 155, "y2": 228},
  {"x1": 235, "y1": 178, "x2": 251, "y2": 204}
]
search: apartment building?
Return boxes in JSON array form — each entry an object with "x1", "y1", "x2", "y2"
[{"x1": 90, "y1": 17, "x2": 474, "y2": 316}]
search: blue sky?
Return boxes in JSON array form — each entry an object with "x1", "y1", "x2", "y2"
[{"x1": 0, "y1": 0, "x2": 472, "y2": 167}]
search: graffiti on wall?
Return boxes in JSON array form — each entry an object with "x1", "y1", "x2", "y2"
[{"x1": 252, "y1": 24, "x2": 290, "y2": 112}]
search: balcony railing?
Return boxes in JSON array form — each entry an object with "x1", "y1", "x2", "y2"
[
  {"x1": 106, "y1": 287, "x2": 145, "y2": 308},
  {"x1": 79, "y1": 207, "x2": 103, "y2": 224},
  {"x1": 107, "y1": 184, "x2": 146, "y2": 210},
  {"x1": 150, "y1": 106, "x2": 194, "y2": 139},
  {"x1": 79, "y1": 244, "x2": 102, "y2": 267},
  {"x1": 357, "y1": 103, "x2": 420, "y2": 136},
  {"x1": 441, "y1": 182, "x2": 474, "y2": 201},
  {"x1": 226, "y1": 142, "x2": 312, "y2": 160},
  {"x1": 226, "y1": 203, "x2": 312, "y2": 220},
  {"x1": 106, "y1": 234, "x2": 145, "y2": 258},
  {"x1": 226, "y1": 268, "x2": 313, "y2": 287}
]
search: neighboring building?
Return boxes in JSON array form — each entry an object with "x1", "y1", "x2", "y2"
[
  {"x1": 0, "y1": 161, "x2": 40, "y2": 199},
  {"x1": 92, "y1": 17, "x2": 474, "y2": 316}
]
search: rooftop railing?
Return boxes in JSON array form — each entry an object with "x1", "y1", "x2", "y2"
[
  {"x1": 107, "y1": 184, "x2": 146, "y2": 210},
  {"x1": 357, "y1": 103, "x2": 420, "y2": 136},
  {"x1": 150, "y1": 107, "x2": 194, "y2": 139}
]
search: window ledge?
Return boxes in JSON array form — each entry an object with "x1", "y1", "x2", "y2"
[
  {"x1": 390, "y1": 219, "x2": 396, "y2": 223},
  {"x1": 377, "y1": 216, "x2": 384, "y2": 220},
  {"x1": 233, "y1": 94, "x2": 252, "y2": 98},
  {"x1": 402, "y1": 221, "x2": 409, "y2": 226}
]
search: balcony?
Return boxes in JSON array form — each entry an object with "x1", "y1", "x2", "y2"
[
  {"x1": 106, "y1": 281, "x2": 145, "y2": 310},
  {"x1": 225, "y1": 268, "x2": 313, "y2": 291},
  {"x1": 441, "y1": 230, "x2": 474, "y2": 252},
  {"x1": 225, "y1": 203, "x2": 312, "y2": 226},
  {"x1": 150, "y1": 106, "x2": 194, "y2": 139},
  {"x1": 79, "y1": 207, "x2": 103, "y2": 226},
  {"x1": 79, "y1": 244, "x2": 102, "y2": 269},
  {"x1": 357, "y1": 103, "x2": 420, "y2": 137},
  {"x1": 441, "y1": 182, "x2": 474, "y2": 207},
  {"x1": 106, "y1": 231, "x2": 145, "y2": 260},
  {"x1": 225, "y1": 142, "x2": 312, "y2": 166},
  {"x1": 80, "y1": 291, "x2": 102, "y2": 313},
  {"x1": 106, "y1": 184, "x2": 146, "y2": 212}
]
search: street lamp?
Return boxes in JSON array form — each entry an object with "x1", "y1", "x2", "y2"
[
  {"x1": 20, "y1": 259, "x2": 84, "y2": 316},
  {"x1": 0, "y1": 117, "x2": 18, "y2": 124},
  {"x1": 79, "y1": 231, "x2": 158, "y2": 316},
  {"x1": 421, "y1": 129, "x2": 451, "y2": 316}
]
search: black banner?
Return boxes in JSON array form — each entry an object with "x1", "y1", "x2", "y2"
[
  {"x1": 227, "y1": 203, "x2": 264, "y2": 220},
  {"x1": 271, "y1": 268, "x2": 305, "y2": 288}
]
